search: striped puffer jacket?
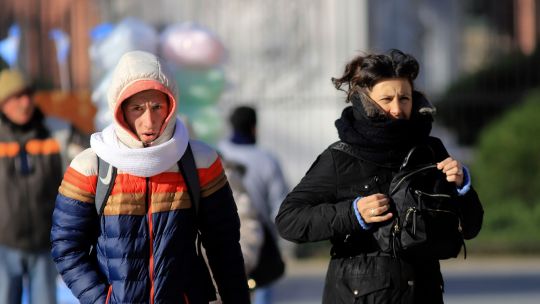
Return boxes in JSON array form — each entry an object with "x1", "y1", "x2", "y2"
[{"x1": 51, "y1": 140, "x2": 249, "y2": 304}]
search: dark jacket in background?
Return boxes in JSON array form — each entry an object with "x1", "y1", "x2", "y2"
[{"x1": 0, "y1": 109, "x2": 87, "y2": 251}]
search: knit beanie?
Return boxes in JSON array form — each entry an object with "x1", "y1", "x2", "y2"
[{"x1": 0, "y1": 69, "x2": 31, "y2": 105}]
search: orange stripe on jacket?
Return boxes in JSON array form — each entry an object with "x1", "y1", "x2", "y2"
[
  {"x1": 58, "y1": 167, "x2": 97, "y2": 204},
  {"x1": 0, "y1": 142, "x2": 20, "y2": 157},
  {"x1": 25, "y1": 139, "x2": 61, "y2": 155},
  {"x1": 104, "y1": 172, "x2": 192, "y2": 216},
  {"x1": 62, "y1": 167, "x2": 97, "y2": 194},
  {"x1": 198, "y1": 158, "x2": 225, "y2": 187}
]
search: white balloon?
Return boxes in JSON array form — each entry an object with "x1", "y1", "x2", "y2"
[{"x1": 160, "y1": 22, "x2": 226, "y2": 68}]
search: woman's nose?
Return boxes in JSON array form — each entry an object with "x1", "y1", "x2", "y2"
[{"x1": 389, "y1": 100, "x2": 402, "y2": 118}]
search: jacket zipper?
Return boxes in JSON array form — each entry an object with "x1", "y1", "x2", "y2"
[
  {"x1": 414, "y1": 189, "x2": 452, "y2": 199},
  {"x1": 146, "y1": 177, "x2": 155, "y2": 304},
  {"x1": 105, "y1": 285, "x2": 112, "y2": 304}
]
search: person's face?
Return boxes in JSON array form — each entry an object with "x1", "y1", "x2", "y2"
[
  {"x1": 122, "y1": 90, "x2": 170, "y2": 144},
  {"x1": 0, "y1": 91, "x2": 35, "y2": 125},
  {"x1": 368, "y1": 78, "x2": 413, "y2": 120}
]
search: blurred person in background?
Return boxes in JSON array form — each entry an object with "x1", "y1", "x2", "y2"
[
  {"x1": 50, "y1": 50, "x2": 250, "y2": 304},
  {"x1": 0, "y1": 68, "x2": 87, "y2": 304},
  {"x1": 223, "y1": 161, "x2": 264, "y2": 287},
  {"x1": 275, "y1": 49, "x2": 484, "y2": 304},
  {"x1": 219, "y1": 106, "x2": 289, "y2": 304}
]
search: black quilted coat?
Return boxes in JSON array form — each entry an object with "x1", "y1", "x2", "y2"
[{"x1": 276, "y1": 93, "x2": 484, "y2": 304}]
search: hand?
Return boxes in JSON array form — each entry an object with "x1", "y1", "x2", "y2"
[
  {"x1": 357, "y1": 193, "x2": 393, "y2": 224},
  {"x1": 437, "y1": 157, "x2": 464, "y2": 187}
]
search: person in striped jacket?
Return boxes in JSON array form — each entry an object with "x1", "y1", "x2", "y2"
[{"x1": 51, "y1": 51, "x2": 250, "y2": 304}]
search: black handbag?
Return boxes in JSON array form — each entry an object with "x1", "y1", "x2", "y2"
[{"x1": 373, "y1": 145, "x2": 465, "y2": 259}]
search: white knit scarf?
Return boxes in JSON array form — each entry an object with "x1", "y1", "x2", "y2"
[{"x1": 90, "y1": 118, "x2": 189, "y2": 177}]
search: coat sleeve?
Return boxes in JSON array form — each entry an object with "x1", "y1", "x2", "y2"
[
  {"x1": 50, "y1": 165, "x2": 108, "y2": 304},
  {"x1": 197, "y1": 157, "x2": 251, "y2": 303},
  {"x1": 275, "y1": 149, "x2": 362, "y2": 243}
]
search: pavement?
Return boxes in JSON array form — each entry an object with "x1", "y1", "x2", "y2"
[
  {"x1": 283, "y1": 254, "x2": 540, "y2": 276},
  {"x1": 47, "y1": 254, "x2": 540, "y2": 304}
]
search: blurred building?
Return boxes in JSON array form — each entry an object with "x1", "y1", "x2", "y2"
[{"x1": 1, "y1": 0, "x2": 539, "y2": 184}]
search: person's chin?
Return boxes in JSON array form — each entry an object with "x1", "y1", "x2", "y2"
[{"x1": 140, "y1": 135, "x2": 157, "y2": 144}]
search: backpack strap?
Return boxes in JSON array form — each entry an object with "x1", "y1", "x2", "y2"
[
  {"x1": 95, "y1": 156, "x2": 118, "y2": 216},
  {"x1": 177, "y1": 144, "x2": 218, "y2": 299},
  {"x1": 177, "y1": 143, "x2": 200, "y2": 217},
  {"x1": 177, "y1": 144, "x2": 207, "y2": 256}
]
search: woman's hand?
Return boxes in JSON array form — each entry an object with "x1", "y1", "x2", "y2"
[
  {"x1": 356, "y1": 193, "x2": 393, "y2": 223},
  {"x1": 437, "y1": 157, "x2": 464, "y2": 187}
]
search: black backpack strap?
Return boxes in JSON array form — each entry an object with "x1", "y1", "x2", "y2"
[
  {"x1": 95, "y1": 156, "x2": 117, "y2": 216},
  {"x1": 177, "y1": 144, "x2": 218, "y2": 299},
  {"x1": 177, "y1": 143, "x2": 200, "y2": 217},
  {"x1": 177, "y1": 144, "x2": 205, "y2": 253}
]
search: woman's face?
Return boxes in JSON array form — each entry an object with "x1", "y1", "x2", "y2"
[{"x1": 368, "y1": 78, "x2": 413, "y2": 120}]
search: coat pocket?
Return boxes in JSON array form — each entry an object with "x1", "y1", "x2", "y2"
[
  {"x1": 345, "y1": 274, "x2": 391, "y2": 298},
  {"x1": 325, "y1": 256, "x2": 392, "y2": 303}
]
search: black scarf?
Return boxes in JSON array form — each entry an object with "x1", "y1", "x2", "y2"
[
  {"x1": 335, "y1": 92, "x2": 434, "y2": 167},
  {"x1": 0, "y1": 107, "x2": 48, "y2": 136}
]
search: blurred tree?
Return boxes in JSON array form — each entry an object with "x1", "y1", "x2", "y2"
[
  {"x1": 436, "y1": 49, "x2": 540, "y2": 145},
  {"x1": 471, "y1": 89, "x2": 540, "y2": 252}
]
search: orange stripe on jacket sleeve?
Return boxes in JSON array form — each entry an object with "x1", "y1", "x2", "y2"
[
  {"x1": 62, "y1": 166, "x2": 97, "y2": 194},
  {"x1": 198, "y1": 158, "x2": 225, "y2": 187}
]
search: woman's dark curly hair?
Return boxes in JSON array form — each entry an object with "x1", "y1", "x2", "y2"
[{"x1": 331, "y1": 49, "x2": 420, "y2": 103}]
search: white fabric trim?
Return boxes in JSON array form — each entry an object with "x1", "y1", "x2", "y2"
[{"x1": 90, "y1": 117, "x2": 189, "y2": 177}]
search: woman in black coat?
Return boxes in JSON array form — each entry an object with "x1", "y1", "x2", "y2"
[{"x1": 275, "y1": 49, "x2": 484, "y2": 304}]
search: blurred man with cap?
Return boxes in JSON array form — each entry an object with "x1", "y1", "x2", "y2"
[{"x1": 0, "y1": 68, "x2": 87, "y2": 304}]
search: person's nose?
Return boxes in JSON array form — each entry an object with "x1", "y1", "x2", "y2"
[
  {"x1": 140, "y1": 107, "x2": 155, "y2": 127},
  {"x1": 388, "y1": 99, "x2": 402, "y2": 119},
  {"x1": 19, "y1": 94, "x2": 32, "y2": 107}
]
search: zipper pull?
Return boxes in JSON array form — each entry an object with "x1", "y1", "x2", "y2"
[{"x1": 412, "y1": 209, "x2": 417, "y2": 235}]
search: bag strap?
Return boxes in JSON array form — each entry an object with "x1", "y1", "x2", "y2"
[
  {"x1": 95, "y1": 157, "x2": 118, "y2": 216},
  {"x1": 176, "y1": 144, "x2": 207, "y2": 256},
  {"x1": 177, "y1": 143, "x2": 201, "y2": 217},
  {"x1": 400, "y1": 144, "x2": 436, "y2": 171}
]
